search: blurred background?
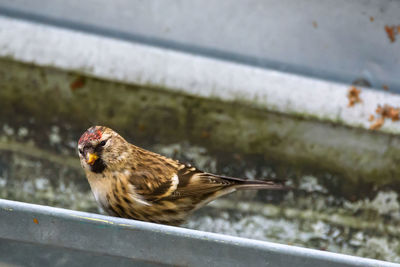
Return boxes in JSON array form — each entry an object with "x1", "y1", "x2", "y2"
[{"x1": 0, "y1": 0, "x2": 400, "y2": 263}]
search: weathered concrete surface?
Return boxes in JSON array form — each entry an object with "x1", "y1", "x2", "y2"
[
  {"x1": 0, "y1": 58, "x2": 399, "y2": 193},
  {"x1": 1, "y1": 57, "x2": 400, "y2": 262}
]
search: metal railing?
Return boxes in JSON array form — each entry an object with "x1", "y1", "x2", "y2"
[{"x1": 0, "y1": 199, "x2": 398, "y2": 267}]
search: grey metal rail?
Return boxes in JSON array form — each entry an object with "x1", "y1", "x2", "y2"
[{"x1": 0, "y1": 199, "x2": 398, "y2": 267}]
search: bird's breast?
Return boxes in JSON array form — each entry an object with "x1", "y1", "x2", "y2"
[{"x1": 86, "y1": 172, "x2": 113, "y2": 209}]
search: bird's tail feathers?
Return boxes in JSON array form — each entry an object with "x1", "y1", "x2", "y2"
[
  {"x1": 211, "y1": 173, "x2": 289, "y2": 190},
  {"x1": 235, "y1": 180, "x2": 287, "y2": 190}
]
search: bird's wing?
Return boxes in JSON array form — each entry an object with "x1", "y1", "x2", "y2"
[
  {"x1": 169, "y1": 166, "x2": 238, "y2": 198},
  {"x1": 127, "y1": 148, "x2": 285, "y2": 201},
  {"x1": 127, "y1": 162, "x2": 237, "y2": 201}
]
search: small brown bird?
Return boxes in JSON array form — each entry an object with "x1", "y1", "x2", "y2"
[{"x1": 78, "y1": 126, "x2": 285, "y2": 225}]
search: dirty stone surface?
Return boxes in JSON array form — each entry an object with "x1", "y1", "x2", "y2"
[{"x1": 0, "y1": 58, "x2": 399, "y2": 262}]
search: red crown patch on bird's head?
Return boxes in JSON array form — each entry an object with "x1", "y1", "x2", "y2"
[{"x1": 79, "y1": 127, "x2": 103, "y2": 145}]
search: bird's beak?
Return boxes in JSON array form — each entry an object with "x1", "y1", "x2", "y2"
[{"x1": 86, "y1": 153, "x2": 99, "y2": 165}]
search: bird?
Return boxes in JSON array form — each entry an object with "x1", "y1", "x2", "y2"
[{"x1": 78, "y1": 126, "x2": 286, "y2": 226}]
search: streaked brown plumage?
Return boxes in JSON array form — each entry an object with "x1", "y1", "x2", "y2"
[{"x1": 78, "y1": 126, "x2": 285, "y2": 225}]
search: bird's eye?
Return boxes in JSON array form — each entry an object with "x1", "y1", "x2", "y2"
[
  {"x1": 79, "y1": 149, "x2": 84, "y2": 155},
  {"x1": 99, "y1": 140, "x2": 107, "y2": 146}
]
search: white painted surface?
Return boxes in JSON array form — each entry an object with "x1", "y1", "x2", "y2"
[{"x1": 0, "y1": 15, "x2": 399, "y2": 133}]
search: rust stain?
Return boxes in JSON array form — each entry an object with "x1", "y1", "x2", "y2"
[
  {"x1": 347, "y1": 86, "x2": 362, "y2": 107},
  {"x1": 369, "y1": 104, "x2": 400, "y2": 130},
  {"x1": 201, "y1": 130, "x2": 210, "y2": 139},
  {"x1": 384, "y1": 25, "x2": 398, "y2": 43},
  {"x1": 370, "y1": 117, "x2": 384, "y2": 130},
  {"x1": 368, "y1": 114, "x2": 375, "y2": 122},
  {"x1": 376, "y1": 104, "x2": 400, "y2": 121},
  {"x1": 138, "y1": 123, "x2": 146, "y2": 132},
  {"x1": 70, "y1": 76, "x2": 86, "y2": 91}
]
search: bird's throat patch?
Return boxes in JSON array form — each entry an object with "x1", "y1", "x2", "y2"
[{"x1": 90, "y1": 158, "x2": 106, "y2": 173}]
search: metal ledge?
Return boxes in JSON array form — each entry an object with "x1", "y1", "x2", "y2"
[
  {"x1": 0, "y1": 0, "x2": 399, "y2": 92},
  {"x1": 0, "y1": 199, "x2": 397, "y2": 267}
]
